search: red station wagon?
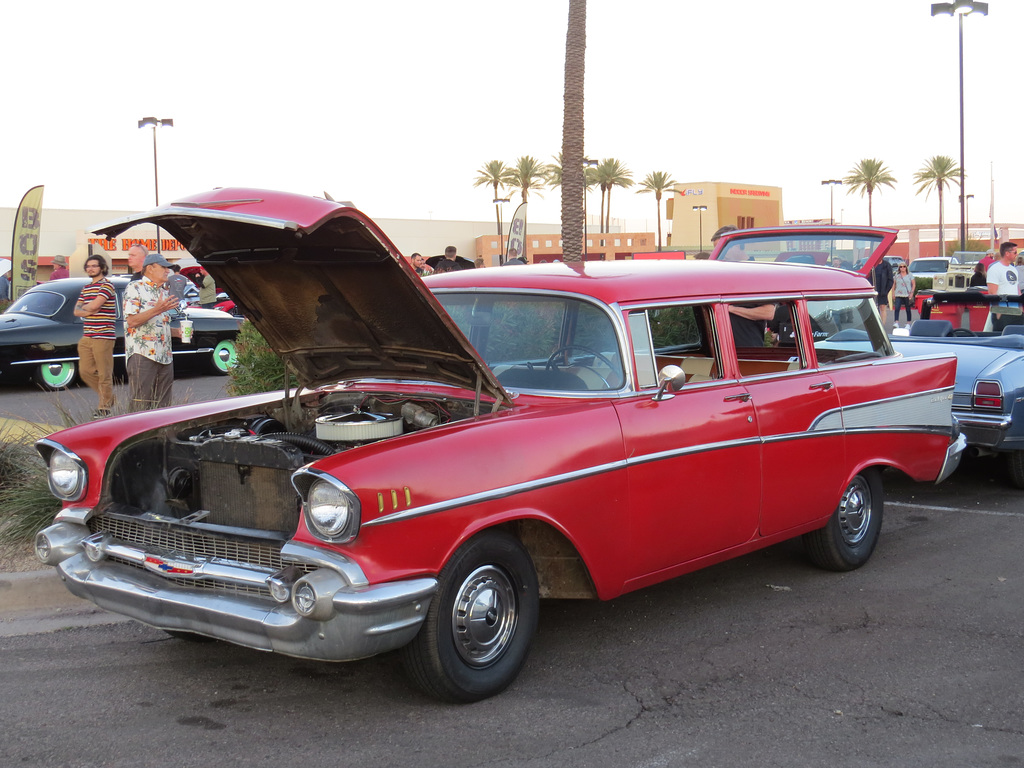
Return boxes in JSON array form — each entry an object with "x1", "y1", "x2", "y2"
[{"x1": 34, "y1": 189, "x2": 965, "y2": 701}]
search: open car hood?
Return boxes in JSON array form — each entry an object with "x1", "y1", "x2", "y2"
[
  {"x1": 709, "y1": 225, "x2": 898, "y2": 277},
  {"x1": 93, "y1": 188, "x2": 509, "y2": 403}
]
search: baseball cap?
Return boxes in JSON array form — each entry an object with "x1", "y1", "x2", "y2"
[{"x1": 143, "y1": 252, "x2": 172, "y2": 269}]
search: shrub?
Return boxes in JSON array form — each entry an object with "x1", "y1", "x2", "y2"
[
  {"x1": 0, "y1": 423, "x2": 59, "y2": 542},
  {"x1": 227, "y1": 321, "x2": 288, "y2": 396}
]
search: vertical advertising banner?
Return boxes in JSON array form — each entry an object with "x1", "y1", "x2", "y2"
[
  {"x1": 11, "y1": 185, "x2": 44, "y2": 299},
  {"x1": 506, "y1": 203, "x2": 527, "y2": 264}
]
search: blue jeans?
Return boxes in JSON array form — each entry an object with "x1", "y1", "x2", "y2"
[{"x1": 893, "y1": 296, "x2": 913, "y2": 322}]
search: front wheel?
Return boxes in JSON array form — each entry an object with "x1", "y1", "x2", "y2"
[
  {"x1": 402, "y1": 530, "x2": 539, "y2": 702},
  {"x1": 33, "y1": 361, "x2": 78, "y2": 390},
  {"x1": 803, "y1": 469, "x2": 883, "y2": 572},
  {"x1": 208, "y1": 339, "x2": 238, "y2": 375}
]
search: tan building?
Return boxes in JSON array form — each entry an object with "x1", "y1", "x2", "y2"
[
  {"x1": 667, "y1": 182, "x2": 784, "y2": 253},
  {"x1": 476, "y1": 230, "x2": 656, "y2": 265}
]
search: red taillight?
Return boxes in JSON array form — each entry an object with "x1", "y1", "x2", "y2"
[{"x1": 973, "y1": 381, "x2": 1003, "y2": 409}]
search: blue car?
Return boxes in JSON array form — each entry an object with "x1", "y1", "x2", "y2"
[{"x1": 892, "y1": 291, "x2": 1024, "y2": 487}]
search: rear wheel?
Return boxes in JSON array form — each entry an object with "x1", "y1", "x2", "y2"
[
  {"x1": 33, "y1": 361, "x2": 77, "y2": 390},
  {"x1": 1007, "y1": 451, "x2": 1024, "y2": 489},
  {"x1": 402, "y1": 530, "x2": 539, "y2": 702},
  {"x1": 804, "y1": 469, "x2": 883, "y2": 571},
  {"x1": 208, "y1": 339, "x2": 237, "y2": 374}
]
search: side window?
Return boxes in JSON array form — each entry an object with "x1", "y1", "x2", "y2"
[
  {"x1": 806, "y1": 298, "x2": 893, "y2": 365},
  {"x1": 727, "y1": 300, "x2": 809, "y2": 377},
  {"x1": 630, "y1": 304, "x2": 720, "y2": 388}
]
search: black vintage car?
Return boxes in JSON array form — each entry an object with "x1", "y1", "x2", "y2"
[{"x1": 0, "y1": 277, "x2": 242, "y2": 390}]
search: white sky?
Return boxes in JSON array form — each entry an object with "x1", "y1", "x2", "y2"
[{"x1": 1, "y1": 0, "x2": 1019, "y2": 236}]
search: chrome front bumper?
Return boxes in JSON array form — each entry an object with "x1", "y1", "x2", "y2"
[{"x1": 38, "y1": 521, "x2": 437, "y2": 662}]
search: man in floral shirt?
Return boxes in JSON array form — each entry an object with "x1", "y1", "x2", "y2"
[{"x1": 123, "y1": 252, "x2": 180, "y2": 410}]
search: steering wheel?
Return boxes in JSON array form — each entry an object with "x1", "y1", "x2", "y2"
[
  {"x1": 951, "y1": 328, "x2": 976, "y2": 337},
  {"x1": 545, "y1": 344, "x2": 619, "y2": 388}
]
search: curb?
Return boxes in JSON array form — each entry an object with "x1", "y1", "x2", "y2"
[{"x1": 0, "y1": 569, "x2": 85, "y2": 614}]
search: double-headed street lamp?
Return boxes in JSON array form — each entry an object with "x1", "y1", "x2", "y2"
[
  {"x1": 931, "y1": 0, "x2": 988, "y2": 252},
  {"x1": 138, "y1": 116, "x2": 173, "y2": 253},
  {"x1": 821, "y1": 179, "x2": 842, "y2": 225},
  {"x1": 692, "y1": 205, "x2": 708, "y2": 253}
]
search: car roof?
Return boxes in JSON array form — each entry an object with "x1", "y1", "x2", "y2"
[{"x1": 427, "y1": 259, "x2": 873, "y2": 304}]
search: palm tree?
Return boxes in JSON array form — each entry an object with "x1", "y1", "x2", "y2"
[
  {"x1": 560, "y1": 0, "x2": 586, "y2": 262},
  {"x1": 474, "y1": 160, "x2": 514, "y2": 252},
  {"x1": 594, "y1": 158, "x2": 633, "y2": 233},
  {"x1": 636, "y1": 171, "x2": 677, "y2": 251},
  {"x1": 507, "y1": 155, "x2": 547, "y2": 204},
  {"x1": 913, "y1": 155, "x2": 962, "y2": 259},
  {"x1": 843, "y1": 158, "x2": 897, "y2": 226}
]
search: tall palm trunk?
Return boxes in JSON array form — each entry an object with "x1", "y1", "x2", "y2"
[
  {"x1": 559, "y1": 0, "x2": 586, "y2": 262},
  {"x1": 868, "y1": 190, "x2": 874, "y2": 226},
  {"x1": 655, "y1": 191, "x2": 663, "y2": 251}
]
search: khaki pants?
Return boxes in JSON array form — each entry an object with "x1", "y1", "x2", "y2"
[
  {"x1": 126, "y1": 354, "x2": 173, "y2": 411},
  {"x1": 77, "y1": 336, "x2": 115, "y2": 411}
]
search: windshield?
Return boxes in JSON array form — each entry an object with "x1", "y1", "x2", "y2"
[
  {"x1": 910, "y1": 259, "x2": 950, "y2": 274},
  {"x1": 436, "y1": 292, "x2": 625, "y2": 392},
  {"x1": 715, "y1": 234, "x2": 885, "y2": 270},
  {"x1": 5, "y1": 290, "x2": 66, "y2": 318}
]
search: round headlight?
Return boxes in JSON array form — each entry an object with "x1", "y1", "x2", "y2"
[
  {"x1": 305, "y1": 479, "x2": 360, "y2": 542},
  {"x1": 48, "y1": 449, "x2": 86, "y2": 501}
]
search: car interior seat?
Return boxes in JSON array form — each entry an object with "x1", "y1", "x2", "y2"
[
  {"x1": 1001, "y1": 324, "x2": 1024, "y2": 336},
  {"x1": 908, "y1": 319, "x2": 954, "y2": 337}
]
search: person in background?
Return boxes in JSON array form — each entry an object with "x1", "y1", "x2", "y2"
[
  {"x1": 969, "y1": 262, "x2": 987, "y2": 287},
  {"x1": 986, "y1": 242, "x2": 1020, "y2": 332},
  {"x1": 892, "y1": 263, "x2": 915, "y2": 328},
  {"x1": 127, "y1": 244, "x2": 148, "y2": 280},
  {"x1": 0, "y1": 259, "x2": 11, "y2": 300},
  {"x1": 409, "y1": 252, "x2": 433, "y2": 276},
  {"x1": 1015, "y1": 255, "x2": 1024, "y2": 282},
  {"x1": 49, "y1": 254, "x2": 69, "y2": 280},
  {"x1": 432, "y1": 245, "x2": 475, "y2": 273},
  {"x1": 871, "y1": 259, "x2": 894, "y2": 327},
  {"x1": 196, "y1": 268, "x2": 217, "y2": 308},
  {"x1": 504, "y1": 247, "x2": 527, "y2": 266},
  {"x1": 979, "y1": 249, "x2": 998, "y2": 271},
  {"x1": 123, "y1": 252, "x2": 181, "y2": 410},
  {"x1": 74, "y1": 254, "x2": 117, "y2": 417}
]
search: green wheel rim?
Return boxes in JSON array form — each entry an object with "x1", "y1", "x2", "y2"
[
  {"x1": 39, "y1": 362, "x2": 76, "y2": 389},
  {"x1": 212, "y1": 340, "x2": 238, "y2": 373}
]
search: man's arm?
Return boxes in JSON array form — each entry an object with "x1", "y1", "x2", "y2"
[
  {"x1": 729, "y1": 304, "x2": 776, "y2": 321},
  {"x1": 73, "y1": 285, "x2": 113, "y2": 317}
]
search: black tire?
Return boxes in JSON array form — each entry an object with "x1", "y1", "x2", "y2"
[
  {"x1": 32, "y1": 360, "x2": 78, "y2": 390},
  {"x1": 804, "y1": 469, "x2": 883, "y2": 572},
  {"x1": 1007, "y1": 451, "x2": 1024, "y2": 489},
  {"x1": 402, "y1": 530, "x2": 539, "y2": 703}
]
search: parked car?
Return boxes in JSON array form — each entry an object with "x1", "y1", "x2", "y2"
[
  {"x1": 895, "y1": 291, "x2": 1024, "y2": 487},
  {"x1": 33, "y1": 189, "x2": 964, "y2": 702},
  {"x1": 909, "y1": 256, "x2": 955, "y2": 275},
  {"x1": 0, "y1": 277, "x2": 241, "y2": 390}
]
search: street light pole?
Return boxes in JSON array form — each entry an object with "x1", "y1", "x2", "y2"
[
  {"x1": 582, "y1": 158, "x2": 599, "y2": 260},
  {"x1": 931, "y1": 1, "x2": 988, "y2": 252},
  {"x1": 821, "y1": 179, "x2": 842, "y2": 225},
  {"x1": 963, "y1": 193, "x2": 974, "y2": 239},
  {"x1": 138, "y1": 116, "x2": 173, "y2": 253},
  {"x1": 692, "y1": 205, "x2": 707, "y2": 253},
  {"x1": 493, "y1": 197, "x2": 510, "y2": 264}
]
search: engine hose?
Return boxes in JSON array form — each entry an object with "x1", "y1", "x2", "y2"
[{"x1": 260, "y1": 432, "x2": 336, "y2": 456}]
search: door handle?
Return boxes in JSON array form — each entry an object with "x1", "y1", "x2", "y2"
[
  {"x1": 724, "y1": 393, "x2": 752, "y2": 402},
  {"x1": 809, "y1": 381, "x2": 834, "y2": 391}
]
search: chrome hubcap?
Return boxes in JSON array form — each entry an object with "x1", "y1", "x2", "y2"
[
  {"x1": 838, "y1": 477, "x2": 871, "y2": 545},
  {"x1": 451, "y1": 565, "x2": 517, "y2": 667}
]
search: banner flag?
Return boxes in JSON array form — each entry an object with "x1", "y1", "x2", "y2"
[
  {"x1": 506, "y1": 203, "x2": 527, "y2": 264},
  {"x1": 11, "y1": 185, "x2": 44, "y2": 300}
]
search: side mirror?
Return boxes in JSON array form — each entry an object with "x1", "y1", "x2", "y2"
[{"x1": 653, "y1": 364, "x2": 686, "y2": 401}]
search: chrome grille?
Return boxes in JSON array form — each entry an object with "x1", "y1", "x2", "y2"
[{"x1": 87, "y1": 515, "x2": 315, "y2": 597}]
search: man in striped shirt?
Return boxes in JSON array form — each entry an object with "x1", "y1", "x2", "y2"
[{"x1": 74, "y1": 255, "x2": 117, "y2": 417}]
